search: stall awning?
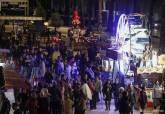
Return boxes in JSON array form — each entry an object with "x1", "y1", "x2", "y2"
[
  {"x1": 137, "y1": 66, "x2": 163, "y2": 74},
  {"x1": 0, "y1": 16, "x2": 44, "y2": 21}
]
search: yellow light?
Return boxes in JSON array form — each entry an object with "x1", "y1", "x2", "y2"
[
  {"x1": 44, "y1": 22, "x2": 48, "y2": 26},
  {"x1": 158, "y1": 54, "x2": 165, "y2": 65}
]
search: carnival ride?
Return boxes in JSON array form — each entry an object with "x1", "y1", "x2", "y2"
[
  {"x1": 106, "y1": 13, "x2": 150, "y2": 81},
  {"x1": 119, "y1": 13, "x2": 150, "y2": 58},
  {"x1": 127, "y1": 13, "x2": 150, "y2": 57},
  {"x1": 128, "y1": 13, "x2": 149, "y2": 29},
  {"x1": 111, "y1": 14, "x2": 164, "y2": 108}
]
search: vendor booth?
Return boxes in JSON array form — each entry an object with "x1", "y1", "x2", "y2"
[
  {"x1": 135, "y1": 54, "x2": 165, "y2": 108},
  {"x1": 101, "y1": 14, "x2": 137, "y2": 83}
]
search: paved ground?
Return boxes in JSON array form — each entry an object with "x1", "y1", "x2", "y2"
[
  {"x1": 3, "y1": 66, "x2": 157, "y2": 114},
  {"x1": 8, "y1": 100, "x2": 157, "y2": 114},
  {"x1": 85, "y1": 99, "x2": 157, "y2": 114}
]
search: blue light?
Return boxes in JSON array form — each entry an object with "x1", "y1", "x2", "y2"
[{"x1": 115, "y1": 14, "x2": 129, "y2": 48}]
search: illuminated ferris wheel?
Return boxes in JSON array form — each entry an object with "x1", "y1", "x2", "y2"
[
  {"x1": 115, "y1": 14, "x2": 131, "y2": 75},
  {"x1": 115, "y1": 14, "x2": 129, "y2": 48},
  {"x1": 110, "y1": 13, "x2": 149, "y2": 77}
]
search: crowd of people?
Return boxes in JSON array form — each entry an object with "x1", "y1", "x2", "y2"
[{"x1": 0, "y1": 28, "x2": 149, "y2": 114}]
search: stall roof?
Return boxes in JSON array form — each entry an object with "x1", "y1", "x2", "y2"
[{"x1": 0, "y1": 16, "x2": 44, "y2": 21}]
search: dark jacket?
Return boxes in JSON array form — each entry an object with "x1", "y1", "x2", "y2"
[
  {"x1": 139, "y1": 91, "x2": 147, "y2": 109},
  {"x1": 13, "y1": 109, "x2": 22, "y2": 114},
  {"x1": 102, "y1": 83, "x2": 112, "y2": 101},
  {"x1": 113, "y1": 83, "x2": 120, "y2": 98},
  {"x1": 0, "y1": 97, "x2": 10, "y2": 114},
  {"x1": 38, "y1": 96, "x2": 50, "y2": 114},
  {"x1": 0, "y1": 66, "x2": 5, "y2": 88},
  {"x1": 119, "y1": 95, "x2": 130, "y2": 114}
]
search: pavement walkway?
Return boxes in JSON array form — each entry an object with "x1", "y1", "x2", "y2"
[{"x1": 85, "y1": 99, "x2": 158, "y2": 114}]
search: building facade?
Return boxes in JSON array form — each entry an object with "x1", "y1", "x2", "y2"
[{"x1": 0, "y1": 0, "x2": 29, "y2": 16}]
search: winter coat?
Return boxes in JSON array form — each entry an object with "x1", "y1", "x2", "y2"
[
  {"x1": 139, "y1": 91, "x2": 147, "y2": 110},
  {"x1": 95, "y1": 79, "x2": 102, "y2": 92},
  {"x1": 102, "y1": 83, "x2": 112, "y2": 101},
  {"x1": 26, "y1": 98, "x2": 38, "y2": 114},
  {"x1": 119, "y1": 96, "x2": 130, "y2": 114},
  {"x1": 0, "y1": 97, "x2": 10, "y2": 114},
  {"x1": 81, "y1": 83, "x2": 92, "y2": 100},
  {"x1": 38, "y1": 96, "x2": 50, "y2": 114}
]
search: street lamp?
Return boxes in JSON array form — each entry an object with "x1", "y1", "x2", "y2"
[
  {"x1": 31, "y1": 21, "x2": 34, "y2": 24},
  {"x1": 44, "y1": 22, "x2": 48, "y2": 26}
]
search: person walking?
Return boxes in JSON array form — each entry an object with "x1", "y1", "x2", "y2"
[
  {"x1": 113, "y1": 80, "x2": 120, "y2": 111},
  {"x1": 64, "y1": 94, "x2": 73, "y2": 114},
  {"x1": 88, "y1": 79, "x2": 96, "y2": 110},
  {"x1": 80, "y1": 78, "x2": 91, "y2": 114},
  {"x1": 139, "y1": 87, "x2": 147, "y2": 114},
  {"x1": 73, "y1": 82, "x2": 82, "y2": 114},
  {"x1": 44, "y1": 69, "x2": 53, "y2": 84},
  {"x1": 119, "y1": 91, "x2": 130, "y2": 114},
  {"x1": 17, "y1": 89, "x2": 29, "y2": 114},
  {"x1": 74, "y1": 89, "x2": 87, "y2": 114},
  {"x1": 65, "y1": 63, "x2": 72, "y2": 80},
  {"x1": 102, "y1": 79, "x2": 113, "y2": 110},
  {"x1": 38, "y1": 88, "x2": 50, "y2": 114},
  {"x1": 26, "y1": 91, "x2": 38, "y2": 114},
  {"x1": 50, "y1": 83, "x2": 63, "y2": 114},
  {"x1": 94, "y1": 76, "x2": 102, "y2": 103},
  {"x1": 127, "y1": 85, "x2": 136, "y2": 114}
]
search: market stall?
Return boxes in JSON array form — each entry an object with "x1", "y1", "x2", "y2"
[{"x1": 136, "y1": 53, "x2": 165, "y2": 108}]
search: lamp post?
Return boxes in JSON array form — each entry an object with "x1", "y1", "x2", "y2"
[
  {"x1": 44, "y1": 21, "x2": 48, "y2": 27},
  {"x1": 98, "y1": 0, "x2": 103, "y2": 30}
]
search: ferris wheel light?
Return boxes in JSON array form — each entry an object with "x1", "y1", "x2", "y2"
[
  {"x1": 154, "y1": 23, "x2": 158, "y2": 27},
  {"x1": 116, "y1": 14, "x2": 129, "y2": 46}
]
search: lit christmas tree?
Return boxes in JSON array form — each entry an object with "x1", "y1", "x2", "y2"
[{"x1": 71, "y1": 10, "x2": 80, "y2": 27}]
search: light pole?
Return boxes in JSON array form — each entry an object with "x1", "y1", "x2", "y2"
[{"x1": 98, "y1": 0, "x2": 103, "y2": 30}]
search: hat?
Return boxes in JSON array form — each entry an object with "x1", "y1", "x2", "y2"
[
  {"x1": 40, "y1": 88, "x2": 50, "y2": 97},
  {"x1": 119, "y1": 87, "x2": 125, "y2": 92}
]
